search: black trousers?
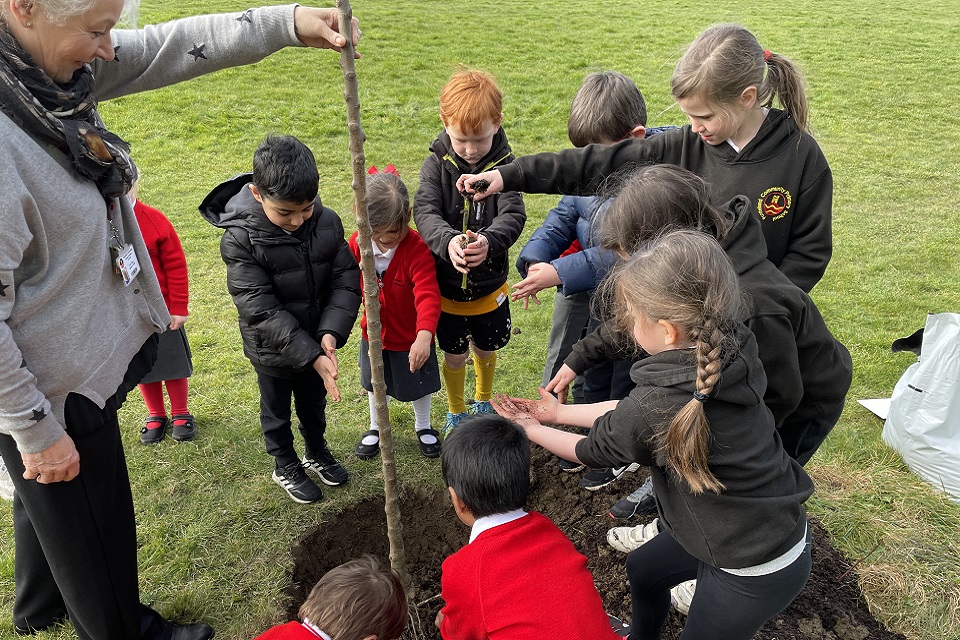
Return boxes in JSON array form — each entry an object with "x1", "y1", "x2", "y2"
[
  {"x1": 0, "y1": 394, "x2": 142, "y2": 639},
  {"x1": 256, "y1": 369, "x2": 328, "y2": 467},
  {"x1": 625, "y1": 525, "x2": 811, "y2": 640}
]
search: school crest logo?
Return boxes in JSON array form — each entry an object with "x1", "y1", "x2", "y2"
[{"x1": 758, "y1": 187, "x2": 792, "y2": 222}]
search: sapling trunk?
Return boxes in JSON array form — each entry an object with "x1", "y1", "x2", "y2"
[{"x1": 336, "y1": 0, "x2": 411, "y2": 592}]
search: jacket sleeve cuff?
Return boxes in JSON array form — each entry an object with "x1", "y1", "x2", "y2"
[
  {"x1": 499, "y1": 163, "x2": 523, "y2": 192},
  {"x1": 11, "y1": 412, "x2": 66, "y2": 455}
]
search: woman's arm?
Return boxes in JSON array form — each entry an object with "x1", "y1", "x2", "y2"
[{"x1": 96, "y1": 5, "x2": 359, "y2": 100}]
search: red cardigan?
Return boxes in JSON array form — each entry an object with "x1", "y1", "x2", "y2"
[
  {"x1": 134, "y1": 200, "x2": 189, "y2": 316},
  {"x1": 254, "y1": 621, "x2": 323, "y2": 640},
  {"x1": 348, "y1": 229, "x2": 440, "y2": 351},
  {"x1": 439, "y1": 511, "x2": 619, "y2": 640}
]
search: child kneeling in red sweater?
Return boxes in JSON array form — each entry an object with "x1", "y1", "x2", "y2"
[{"x1": 437, "y1": 414, "x2": 621, "y2": 639}]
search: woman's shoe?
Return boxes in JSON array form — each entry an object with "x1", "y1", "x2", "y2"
[{"x1": 139, "y1": 416, "x2": 168, "y2": 445}]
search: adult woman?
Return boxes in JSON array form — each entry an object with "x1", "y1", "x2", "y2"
[{"x1": 0, "y1": 0, "x2": 358, "y2": 638}]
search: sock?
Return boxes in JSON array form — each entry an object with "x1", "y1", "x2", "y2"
[
  {"x1": 473, "y1": 351, "x2": 497, "y2": 402},
  {"x1": 412, "y1": 395, "x2": 436, "y2": 444},
  {"x1": 442, "y1": 361, "x2": 467, "y2": 414},
  {"x1": 363, "y1": 392, "x2": 390, "y2": 445},
  {"x1": 165, "y1": 378, "x2": 189, "y2": 423},
  {"x1": 138, "y1": 382, "x2": 166, "y2": 423}
]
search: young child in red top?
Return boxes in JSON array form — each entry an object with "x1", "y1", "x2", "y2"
[
  {"x1": 254, "y1": 555, "x2": 406, "y2": 640},
  {"x1": 350, "y1": 168, "x2": 443, "y2": 459},
  {"x1": 130, "y1": 182, "x2": 196, "y2": 444},
  {"x1": 437, "y1": 413, "x2": 621, "y2": 639}
]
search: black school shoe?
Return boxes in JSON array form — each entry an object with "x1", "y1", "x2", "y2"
[
  {"x1": 416, "y1": 428, "x2": 442, "y2": 458},
  {"x1": 170, "y1": 413, "x2": 196, "y2": 442},
  {"x1": 303, "y1": 444, "x2": 349, "y2": 486},
  {"x1": 272, "y1": 460, "x2": 323, "y2": 504},
  {"x1": 355, "y1": 429, "x2": 380, "y2": 459},
  {"x1": 140, "y1": 416, "x2": 168, "y2": 445}
]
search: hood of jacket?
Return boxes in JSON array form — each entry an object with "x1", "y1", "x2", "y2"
[
  {"x1": 199, "y1": 172, "x2": 321, "y2": 241},
  {"x1": 628, "y1": 323, "x2": 766, "y2": 412},
  {"x1": 719, "y1": 195, "x2": 768, "y2": 276}
]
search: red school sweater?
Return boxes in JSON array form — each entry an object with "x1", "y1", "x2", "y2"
[
  {"x1": 348, "y1": 229, "x2": 441, "y2": 351},
  {"x1": 439, "y1": 511, "x2": 619, "y2": 640},
  {"x1": 134, "y1": 200, "x2": 189, "y2": 316},
  {"x1": 254, "y1": 621, "x2": 322, "y2": 639}
]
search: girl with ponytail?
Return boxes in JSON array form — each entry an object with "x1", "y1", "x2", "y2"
[{"x1": 492, "y1": 230, "x2": 814, "y2": 640}]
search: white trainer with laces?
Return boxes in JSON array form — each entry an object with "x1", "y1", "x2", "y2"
[
  {"x1": 670, "y1": 579, "x2": 697, "y2": 615},
  {"x1": 606, "y1": 517, "x2": 660, "y2": 553}
]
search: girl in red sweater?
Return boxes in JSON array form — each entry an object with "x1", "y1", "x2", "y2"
[
  {"x1": 349, "y1": 168, "x2": 442, "y2": 459},
  {"x1": 131, "y1": 184, "x2": 195, "y2": 443}
]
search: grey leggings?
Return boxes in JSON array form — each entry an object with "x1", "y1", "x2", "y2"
[{"x1": 625, "y1": 524, "x2": 812, "y2": 639}]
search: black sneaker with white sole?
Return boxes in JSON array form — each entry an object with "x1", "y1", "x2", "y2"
[
  {"x1": 272, "y1": 460, "x2": 323, "y2": 504},
  {"x1": 579, "y1": 463, "x2": 641, "y2": 491},
  {"x1": 303, "y1": 444, "x2": 349, "y2": 486},
  {"x1": 609, "y1": 475, "x2": 658, "y2": 519}
]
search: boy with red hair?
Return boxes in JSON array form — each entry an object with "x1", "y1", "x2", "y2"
[{"x1": 413, "y1": 69, "x2": 525, "y2": 434}]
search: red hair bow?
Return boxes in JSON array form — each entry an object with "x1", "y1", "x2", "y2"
[{"x1": 368, "y1": 164, "x2": 400, "y2": 176}]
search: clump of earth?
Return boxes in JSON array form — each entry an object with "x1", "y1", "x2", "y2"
[{"x1": 286, "y1": 448, "x2": 906, "y2": 640}]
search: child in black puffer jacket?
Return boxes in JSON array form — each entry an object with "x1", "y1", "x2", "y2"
[{"x1": 201, "y1": 135, "x2": 361, "y2": 505}]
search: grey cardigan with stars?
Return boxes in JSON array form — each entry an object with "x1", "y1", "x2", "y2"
[{"x1": 0, "y1": 5, "x2": 304, "y2": 453}]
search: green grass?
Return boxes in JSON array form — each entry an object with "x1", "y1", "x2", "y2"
[{"x1": 3, "y1": 0, "x2": 960, "y2": 638}]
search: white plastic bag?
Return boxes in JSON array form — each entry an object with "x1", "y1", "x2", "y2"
[{"x1": 883, "y1": 312, "x2": 960, "y2": 503}]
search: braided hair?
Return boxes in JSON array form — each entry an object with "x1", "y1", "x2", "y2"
[{"x1": 608, "y1": 229, "x2": 746, "y2": 494}]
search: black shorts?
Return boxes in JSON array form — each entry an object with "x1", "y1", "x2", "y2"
[{"x1": 436, "y1": 302, "x2": 512, "y2": 354}]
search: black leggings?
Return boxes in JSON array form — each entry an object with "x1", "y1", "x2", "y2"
[{"x1": 625, "y1": 525, "x2": 811, "y2": 640}]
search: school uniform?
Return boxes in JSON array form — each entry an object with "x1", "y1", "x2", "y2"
[
  {"x1": 439, "y1": 510, "x2": 619, "y2": 640},
  {"x1": 575, "y1": 327, "x2": 814, "y2": 639},
  {"x1": 413, "y1": 128, "x2": 525, "y2": 353},
  {"x1": 348, "y1": 229, "x2": 441, "y2": 401},
  {"x1": 499, "y1": 109, "x2": 832, "y2": 292},
  {"x1": 133, "y1": 200, "x2": 193, "y2": 383},
  {"x1": 566, "y1": 196, "x2": 852, "y2": 463}
]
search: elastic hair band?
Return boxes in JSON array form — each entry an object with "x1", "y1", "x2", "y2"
[
  {"x1": 763, "y1": 50, "x2": 772, "y2": 61},
  {"x1": 693, "y1": 391, "x2": 711, "y2": 403}
]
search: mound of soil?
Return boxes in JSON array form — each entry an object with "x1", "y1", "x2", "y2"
[{"x1": 287, "y1": 449, "x2": 906, "y2": 640}]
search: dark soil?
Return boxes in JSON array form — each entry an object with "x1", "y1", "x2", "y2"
[{"x1": 286, "y1": 449, "x2": 906, "y2": 640}]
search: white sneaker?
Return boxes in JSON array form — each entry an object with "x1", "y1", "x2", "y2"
[
  {"x1": 607, "y1": 517, "x2": 660, "y2": 553},
  {"x1": 0, "y1": 457, "x2": 15, "y2": 501},
  {"x1": 670, "y1": 579, "x2": 696, "y2": 615}
]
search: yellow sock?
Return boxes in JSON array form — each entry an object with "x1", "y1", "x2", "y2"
[
  {"x1": 473, "y1": 351, "x2": 497, "y2": 402},
  {"x1": 442, "y1": 361, "x2": 467, "y2": 414}
]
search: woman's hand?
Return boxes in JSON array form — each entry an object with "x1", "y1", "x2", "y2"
[
  {"x1": 293, "y1": 6, "x2": 361, "y2": 56},
  {"x1": 456, "y1": 170, "x2": 504, "y2": 202},
  {"x1": 22, "y1": 432, "x2": 80, "y2": 484},
  {"x1": 409, "y1": 330, "x2": 433, "y2": 373}
]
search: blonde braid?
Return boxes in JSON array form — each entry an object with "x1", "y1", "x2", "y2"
[{"x1": 662, "y1": 319, "x2": 727, "y2": 494}]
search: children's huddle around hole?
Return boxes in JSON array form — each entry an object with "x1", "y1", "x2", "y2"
[{"x1": 203, "y1": 21, "x2": 847, "y2": 640}]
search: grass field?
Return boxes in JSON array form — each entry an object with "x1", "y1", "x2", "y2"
[{"x1": 2, "y1": 0, "x2": 960, "y2": 638}]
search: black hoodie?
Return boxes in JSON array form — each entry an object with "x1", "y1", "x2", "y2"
[
  {"x1": 413, "y1": 128, "x2": 526, "y2": 301},
  {"x1": 499, "y1": 109, "x2": 831, "y2": 292},
  {"x1": 566, "y1": 197, "x2": 851, "y2": 460},
  {"x1": 575, "y1": 326, "x2": 814, "y2": 569},
  {"x1": 200, "y1": 174, "x2": 361, "y2": 378}
]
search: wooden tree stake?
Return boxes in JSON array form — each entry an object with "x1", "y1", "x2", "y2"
[{"x1": 336, "y1": 0, "x2": 411, "y2": 590}]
